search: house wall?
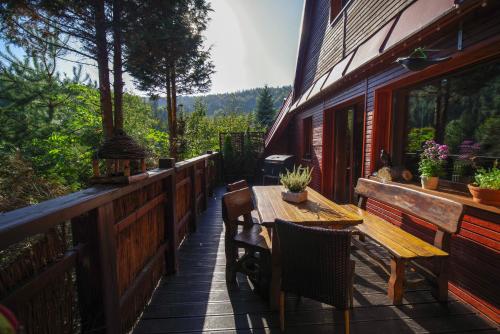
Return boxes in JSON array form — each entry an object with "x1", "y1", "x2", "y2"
[
  {"x1": 276, "y1": 2, "x2": 500, "y2": 323},
  {"x1": 298, "y1": 0, "x2": 409, "y2": 95}
]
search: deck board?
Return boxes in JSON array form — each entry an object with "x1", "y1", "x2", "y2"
[{"x1": 134, "y1": 188, "x2": 496, "y2": 333}]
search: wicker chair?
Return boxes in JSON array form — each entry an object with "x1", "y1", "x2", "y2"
[
  {"x1": 222, "y1": 188, "x2": 271, "y2": 289},
  {"x1": 275, "y1": 219, "x2": 354, "y2": 334}
]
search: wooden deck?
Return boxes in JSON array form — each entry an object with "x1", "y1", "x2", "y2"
[{"x1": 134, "y1": 188, "x2": 497, "y2": 334}]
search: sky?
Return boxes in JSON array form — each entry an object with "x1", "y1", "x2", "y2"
[{"x1": 0, "y1": 0, "x2": 304, "y2": 96}]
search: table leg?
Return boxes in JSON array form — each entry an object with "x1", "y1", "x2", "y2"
[{"x1": 270, "y1": 226, "x2": 281, "y2": 311}]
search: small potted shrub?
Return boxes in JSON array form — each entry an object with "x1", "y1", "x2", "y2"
[
  {"x1": 468, "y1": 162, "x2": 500, "y2": 206},
  {"x1": 279, "y1": 165, "x2": 313, "y2": 203},
  {"x1": 418, "y1": 140, "x2": 448, "y2": 190}
]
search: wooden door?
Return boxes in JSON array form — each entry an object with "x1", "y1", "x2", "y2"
[{"x1": 332, "y1": 104, "x2": 364, "y2": 204}]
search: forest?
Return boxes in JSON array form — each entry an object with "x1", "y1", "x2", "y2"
[
  {"x1": 158, "y1": 86, "x2": 291, "y2": 115},
  {"x1": 0, "y1": 0, "x2": 278, "y2": 213}
]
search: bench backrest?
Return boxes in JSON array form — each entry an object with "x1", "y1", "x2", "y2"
[{"x1": 355, "y1": 178, "x2": 464, "y2": 234}]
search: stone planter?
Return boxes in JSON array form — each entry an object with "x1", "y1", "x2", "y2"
[
  {"x1": 281, "y1": 190, "x2": 308, "y2": 203},
  {"x1": 421, "y1": 176, "x2": 439, "y2": 190},
  {"x1": 468, "y1": 184, "x2": 500, "y2": 206}
]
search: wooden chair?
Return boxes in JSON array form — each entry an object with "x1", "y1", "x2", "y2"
[
  {"x1": 226, "y1": 180, "x2": 260, "y2": 226},
  {"x1": 275, "y1": 219, "x2": 354, "y2": 334},
  {"x1": 222, "y1": 188, "x2": 271, "y2": 288},
  {"x1": 226, "y1": 180, "x2": 248, "y2": 192},
  {"x1": 343, "y1": 178, "x2": 464, "y2": 304}
]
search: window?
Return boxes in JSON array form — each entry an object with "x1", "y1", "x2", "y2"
[
  {"x1": 303, "y1": 117, "x2": 313, "y2": 160},
  {"x1": 330, "y1": 0, "x2": 349, "y2": 22},
  {"x1": 392, "y1": 60, "x2": 500, "y2": 187}
]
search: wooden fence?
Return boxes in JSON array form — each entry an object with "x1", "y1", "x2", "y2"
[{"x1": 0, "y1": 152, "x2": 219, "y2": 334}]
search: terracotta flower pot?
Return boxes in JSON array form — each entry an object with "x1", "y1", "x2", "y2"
[
  {"x1": 468, "y1": 184, "x2": 500, "y2": 206},
  {"x1": 281, "y1": 190, "x2": 308, "y2": 203},
  {"x1": 421, "y1": 176, "x2": 439, "y2": 190}
]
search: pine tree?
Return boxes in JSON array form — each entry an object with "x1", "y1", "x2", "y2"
[
  {"x1": 124, "y1": 0, "x2": 214, "y2": 160},
  {"x1": 255, "y1": 85, "x2": 276, "y2": 128}
]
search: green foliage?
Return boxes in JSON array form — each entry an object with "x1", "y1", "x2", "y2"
[
  {"x1": 473, "y1": 162, "x2": 500, "y2": 190},
  {"x1": 407, "y1": 127, "x2": 435, "y2": 152},
  {"x1": 255, "y1": 85, "x2": 276, "y2": 128},
  {"x1": 475, "y1": 116, "x2": 500, "y2": 157},
  {"x1": 418, "y1": 159, "x2": 445, "y2": 177},
  {"x1": 280, "y1": 165, "x2": 313, "y2": 193}
]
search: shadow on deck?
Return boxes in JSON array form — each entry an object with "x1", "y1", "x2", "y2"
[{"x1": 134, "y1": 188, "x2": 496, "y2": 334}]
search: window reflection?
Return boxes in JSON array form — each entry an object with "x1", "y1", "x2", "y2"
[{"x1": 397, "y1": 60, "x2": 500, "y2": 185}]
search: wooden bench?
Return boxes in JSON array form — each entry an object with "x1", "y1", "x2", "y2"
[{"x1": 343, "y1": 178, "x2": 464, "y2": 305}]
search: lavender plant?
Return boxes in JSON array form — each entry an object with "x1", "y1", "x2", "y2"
[{"x1": 280, "y1": 165, "x2": 313, "y2": 193}]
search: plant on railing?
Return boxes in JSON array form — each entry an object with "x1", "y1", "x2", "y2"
[
  {"x1": 279, "y1": 165, "x2": 313, "y2": 203},
  {"x1": 418, "y1": 140, "x2": 448, "y2": 190}
]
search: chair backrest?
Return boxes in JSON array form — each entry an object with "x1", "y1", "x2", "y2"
[
  {"x1": 222, "y1": 188, "x2": 255, "y2": 233},
  {"x1": 355, "y1": 178, "x2": 464, "y2": 234},
  {"x1": 275, "y1": 219, "x2": 352, "y2": 309},
  {"x1": 226, "y1": 180, "x2": 249, "y2": 192}
]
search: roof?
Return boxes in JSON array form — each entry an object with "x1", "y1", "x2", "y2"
[{"x1": 265, "y1": 0, "x2": 473, "y2": 149}]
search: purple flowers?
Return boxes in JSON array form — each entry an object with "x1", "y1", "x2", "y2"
[
  {"x1": 458, "y1": 140, "x2": 480, "y2": 161},
  {"x1": 419, "y1": 140, "x2": 448, "y2": 177},
  {"x1": 421, "y1": 140, "x2": 448, "y2": 162}
]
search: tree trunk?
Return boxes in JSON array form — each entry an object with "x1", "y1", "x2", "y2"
[
  {"x1": 165, "y1": 72, "x2": 176, "y2": 159},
  {"x1": 170, "y1": 68, "x2": 178, "y2": 160},
  {"x1": 94, "y1": 0, "x2": 114, "y2": 139},
  {"x1": 113, "y1": 0, "x2": 124, "y2": 131}
]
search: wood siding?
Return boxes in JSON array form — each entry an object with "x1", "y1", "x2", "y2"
[
  {"x1": 298, "y1": 0, "x2": 409, "y2": 95},
  {"x1": 269, "y1": 2, "x2": 500, "y2": 323}
]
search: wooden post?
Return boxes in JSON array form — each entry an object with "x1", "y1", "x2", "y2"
[
  {"x1": 189, "y1": 165, "x2": 198, "y2": 232},
  {"x1": 203, "y1": 158, "x2": 209, "y2": 210},
  {"x1": 92, "y1": 159, "x2": 100, "y2": 177},
  {"x1": 140, "y1": 159, "x2": 146, "y2": 173},
  {"x1": 96, "y1": 203, "x2": 121, "y2": 334},
  {"x1": 71, "y1": 212, "x2": 103, "y2": 333},
  {"x1": 164, "y1": 173, "x2": 178, "y2": 274},
  {"x1": 123, "y1": 160, "x2": 130, "y2": 177}
]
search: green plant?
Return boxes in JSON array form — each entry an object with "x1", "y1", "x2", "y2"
[
  {"x1": 418, "y1": 140, "x2": 448, "y2": 177},
  {"x1": 473, "y1": 161, "x2": 500, "y2": 190},
  {"x1": 279, "y1": 165, "x2": 313, "y2": 193}
]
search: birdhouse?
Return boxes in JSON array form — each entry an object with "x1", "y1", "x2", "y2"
[{"x1": 91, "y1": 130, "x2": 149, "y2": 184}]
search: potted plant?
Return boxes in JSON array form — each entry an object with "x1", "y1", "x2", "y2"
[
  {"x1": 279, "y1": 165, "x2": 313, "y2": 203},
  {"x1": 396, "y1": 47, "x2": 451, "y2": 72},
  {"x1": 418, "y1": 140, "x2": 448, "y2": 190},
  {"x1": 468, "y1": 162, "x2": 500, "y2": 206}
]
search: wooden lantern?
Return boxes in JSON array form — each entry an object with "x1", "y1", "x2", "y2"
[{"x1": 91, "y1": 130, "x2": 149, "y2": 184}]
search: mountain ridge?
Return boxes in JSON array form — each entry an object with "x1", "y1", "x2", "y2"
[{"x1": 153, "y1": 85, "x2": 291, "y2": 115}]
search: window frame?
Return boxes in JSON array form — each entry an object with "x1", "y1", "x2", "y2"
[{"x1": 302, "y1": 116, "x2": 313, "y2": 161}]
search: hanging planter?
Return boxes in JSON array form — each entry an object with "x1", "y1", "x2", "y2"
[{"x1": 396, "y1": 48, "x2": 451, "y2": 71}]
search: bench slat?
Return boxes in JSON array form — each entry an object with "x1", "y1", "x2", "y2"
[
  {"x1": 234, "y1": 224, "x2": 271, "y2": 251},
  {"x1": 343, "y1": 205, "x2": 448, "y2": 259},
  {"x1": 355, "y1": 178, "x2": 464, "y2": 233}
]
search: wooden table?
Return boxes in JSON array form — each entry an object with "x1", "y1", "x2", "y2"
[{"x1": 252, "y1": 185, "x2": 363, "y2": 310}]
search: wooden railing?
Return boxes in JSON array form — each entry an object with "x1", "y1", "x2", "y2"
[{"x1": 0, "y1": 152, "x2": 220, "y2": 334}]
